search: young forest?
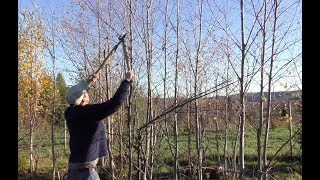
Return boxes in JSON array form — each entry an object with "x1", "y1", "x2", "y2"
[{"x1": 18, "y1": 0, "x2": 302, "y2": 179}]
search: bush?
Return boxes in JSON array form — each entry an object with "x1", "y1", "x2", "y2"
[{"x1": 18, "y1": 154, "x2": 28, "y2": 172}]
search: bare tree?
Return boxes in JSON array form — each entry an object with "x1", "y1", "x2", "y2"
[
  {"x1": 174, "y1": 0, "x2": 180, "y2": 179},
  {"x1": 141, "y1": 0, "x2": 154, "y2": 179},
  {"x1": 49, "y1": 20, "x2": 57, "y2": 180},
  {"x1": 257, "y1": 1, "x2": 267, "y2": 179},
  {"x1": 194, "y1": 1, "x2": 204, "y2": 179},
  {"x1": 262, "y1": 0, "x2": 278, "y2": 179},
  {"x1": 238, "y1": 0, "x2": 247, "y2": 178},
  {"x1": 123, "y1": 0, "x2": 135, "y2": 179}
]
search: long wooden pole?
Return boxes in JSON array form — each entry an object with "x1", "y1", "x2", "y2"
[
  {"x1": 87, "y1": 34, "x2": 126, "y2": 87},
  {"x1": 121, "y1": 35, "x2": 131, "y2": 71}
]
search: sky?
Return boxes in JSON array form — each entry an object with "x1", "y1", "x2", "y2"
[
  {"x1": 18, "y1": 0, "x2": 78, "y2": 85},
  {"x1": 18, "y1": 0, "x2": 302, "y2": 94}
]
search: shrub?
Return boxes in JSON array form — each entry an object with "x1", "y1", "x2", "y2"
[{"x1": 18, "y1": 153, "x2": 28, "y2": 172}]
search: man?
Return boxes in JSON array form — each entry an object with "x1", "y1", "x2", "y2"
[{"x1": 65, "y1": 70, "x2": 134, "y2": 180}]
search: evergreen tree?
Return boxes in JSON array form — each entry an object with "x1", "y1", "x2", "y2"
[{"x1": 55, "y1": 72, "x2": 68, "y2": 126}]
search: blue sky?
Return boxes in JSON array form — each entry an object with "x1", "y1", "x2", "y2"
[
  {"x1": 18, "y1": 0, "x2": 302, "y2": 94},
  {"x1": 18, "y1": 0, "x2": 78, "y2": 86}
]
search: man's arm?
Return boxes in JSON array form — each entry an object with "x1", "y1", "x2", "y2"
[{"x1": 82, "y1": 71, "x2": 134, "y2": 121}]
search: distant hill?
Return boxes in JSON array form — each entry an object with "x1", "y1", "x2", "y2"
[{"x1": 229, "y1": 90, "x2": 302, "y2": 102}]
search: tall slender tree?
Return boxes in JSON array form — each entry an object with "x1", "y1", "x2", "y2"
[
  {"x1": 257, "y1": 1, "x2": 267, "y2": 179},
  {"x1": 174, "y1": 0, "x2": 180, "y2": 179},
  {"x1": 262, "y1": 0, "x2": 278, "y2": 179},
  {"x1": 18, "y1": 9, "x2": 48, "y2": 179},
  {"x1": 194, "y1": 1, "x2": 204, "y2": 179}
]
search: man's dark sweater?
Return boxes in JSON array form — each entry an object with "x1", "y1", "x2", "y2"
[{"x1": 64, "y1": 80, "x2": 130, "y2": 163}]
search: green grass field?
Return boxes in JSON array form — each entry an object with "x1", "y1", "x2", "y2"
[{"x1": 18, "y1": 124, "x2": 302, "y2": 179}]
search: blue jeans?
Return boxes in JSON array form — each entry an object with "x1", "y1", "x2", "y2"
[{"x1": 67, "y1": 170, "x2": 100, "y2": 180}]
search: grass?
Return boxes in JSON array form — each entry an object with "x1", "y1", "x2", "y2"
[
  {"x1": 18, "y1": 124, "x2": 302, "y2": 179},
  {"x1": 18, "y1": 127, "x2": 70, "y2": 174}
]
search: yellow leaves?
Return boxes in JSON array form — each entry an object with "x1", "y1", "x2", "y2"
[
  {"x1": 279, "y1": 82, "x2": 288, "y2": 90},
  {"x1": 18, "y1": 11, "x2": 46, "y2": 66},
  {"x1": 292, "y1": 92, "x2": 301, "y2": 98},
  {"x1": 285, "y1": 117, "x2": 292, "y2": 123},
  {"x1": 279, "y1": 114, "x2": 292, "y2": 124},
  {"x1": 36, "y1": 105, "x2": 44, "y2": 113},
  {"x1": 18, "y1": 9, "x2": 49, "y2": 122},
  {"x1": 18, "y1": 101, "x2": 25, "y2": 121}
]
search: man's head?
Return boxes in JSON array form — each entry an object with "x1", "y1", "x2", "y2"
[{"x1": 66, "y1": 80, "x2": 89, "y2": 106}]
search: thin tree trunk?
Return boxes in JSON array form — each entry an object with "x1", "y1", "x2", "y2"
[
  {"x1": 263, "y1": 1, "x2": 278, "y2": 179},
  {"x1": 29, "y1": 109, "x2": 34, "y2": 179},
  {"x1": 163, "y1": 0, "x2": 168, "y2": 170},
  {"x1": 174, "y1": 0, "x2": 180, "y2": 179},
  {"x1": 97, "y1": 0, "x2": 103, "y2": 105},
  {"x1": 222, "y1": 17, "x2": 233, "y2": 179},
  {"x1": 239, "y1": 0, "x2": 246, "y2": 178},
  {"x1": 150, "y1": 110, "x2": 156, "y2": 180},
  {"x1": 51, "y1": 29, "x2": 57, "y2": 180},
  {"x1": 232, "y1": 120, "x2": 241, "y2": 180},
  {"x1": 257, "y1": 1, "x2": 267, "y2": 179},
  {"x1": 223, "y1": 104, "x2": 228, "y2": 179},
  {"x1": 64, "y1": 120, "x2": 67, "y2": 151},
  {"x1": 257, "y1": 84, "x2": 264, "y2": 179},
  {"x1": 223, "y1": 63, "x2": 230, "y2": 179},
  {"x1": 144, "y1": 115, "x2": 150, "y2": 180},
  {"x1": 127, "y1": 92, "x2": 133, "y2": 179},
  {"x1": 134, "y1": 91, "x2": 142, "y2": 180},
  {"x1": 137, "y1": 130, "x2": 142, "y2": 180},
  {"x1": 143, "y1": 1, "x2": 153, "y2": 177},
  {"x1": 288, "y1": 101, "x2": 293, "y2": 157},
  {"x1": 161, "y1": 0, "x2": 174, "y2": 175},
  {"x1": 126, "y1": 0, "x2": 134, "y2": 178},
  {"x1": 51, "y1": 98, "x2": 56, "y2": 180},
  {"x1": 187, "y1": 103, "x2": 193, "y2": 177},
  {"x1": 195, "y1": 1, "x2": 204, "y2": 179},
  {"x1": 28, "y1": 63, "x2": 36, "y2": 180},
  {"x1": 119, "y1": 107, "x2": 123, "y2": 172},
  {"x1": 186, "y1": 78, "x2": 193, "y2": 178},
  {"x1": 215, "y1": 80, "x2": 220, "y2": 163},
  {"x1": 162, "y1": 1, "x2": 175, "y2": 175},
  {"x1": 107, "y1": 117, "x2": 115, "y2": 179},
  {"x1": 201, "y1": 113, "x2": 207, "y2": 165},
  {"x1": 195, "y1": 99, "x2": 201, "y2": 180},
  {"x1": 106, "y1": 64, "x2": 115, "y2": 179}
]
